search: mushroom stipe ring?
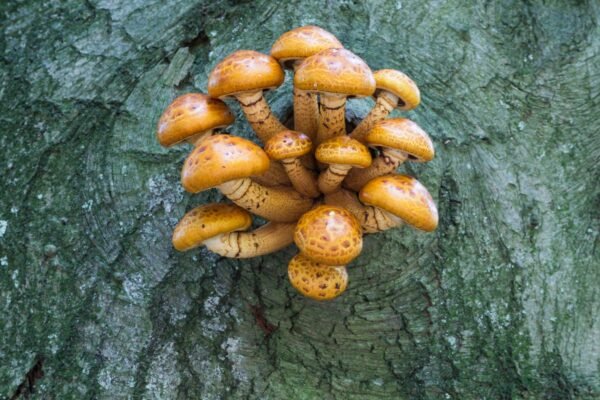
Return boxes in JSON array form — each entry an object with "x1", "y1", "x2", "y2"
[{"x1": 157, "y1": 26, "x2": 438, "y2": 301}]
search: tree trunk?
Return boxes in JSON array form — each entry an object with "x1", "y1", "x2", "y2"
[{"x1": 0, "y1": 0, "x2": 598, "y2": 399}]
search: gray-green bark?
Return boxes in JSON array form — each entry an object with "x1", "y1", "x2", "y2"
[{"x1": 1, "y1": 0, "x2": 598, "y2": 398}]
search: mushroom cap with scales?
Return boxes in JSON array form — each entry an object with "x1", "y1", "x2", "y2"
[
  {"x1": 181, "y1": 134, "x2": 270, "y2": 193},
  {"x1": 156, "y1": 93, "x2": 234, "y2": 147},
  {"x1": 207, "y1": 50, "x2": 285, "y2": 99},
  {"x1": 365, "y1": 118, "x2": 434, "y2": 162},
  {"x1": 373, "y1": 69, "x2": 421, "y2": 111},
  {"x1": 270, "y1": 26, "x2": 343, "y2": 68},
  {"x1": 264, "y1": 130, "x2": 312, "y2": 160},
  {"x1": 294, "y1": 205, "x2": 363, "y2": 265},
  {"x1": 288, "y1": 253, "x2": 348, "y2": 301},
  {"x1": 359, "y1": 174, "x2": 438, "y2": 232},
  {"x1": 316, "y1": 135, "x2": 372, "y2": 168},
  {"x1": 294, "y1": 48, "x2": 376, "y2": 98},
  {"x1": 172, "y1": 203, "x2": 252, "y2": 251}
]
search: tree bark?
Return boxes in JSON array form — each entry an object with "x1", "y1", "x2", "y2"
[{"x1": 0, "y1": 0, "x2": 598, "y2": 399}]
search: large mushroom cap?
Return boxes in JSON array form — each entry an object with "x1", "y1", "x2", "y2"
[
  {"x1": 172, "y1": 203, "x2": 252, "y2": 251},
  {"x1": 374, "y1": 69, "x2": 421, "y2": 111},
  {"x1": 288, "y1": 253, "x2": 348, "y2": 301},
  {"x1": 294, "y1": 205, "x2": 363, "y2": 265},
  {"x1": 316, "y1": 136, "x2": 372, "y2": 168},
  {"x1": 294, "y1": 48, "x2": 376, "y2": 97},
  {"x1": 270, "y1": 26, "x2": 343, "y2": 68},
  {"x1": 181, "y1": 134, "x2": 270, "y2": 193},
  {"x1": 208, "y1": 50, "x2": 285, "y2": 99},
  {"x1": 359, "y1": 174, "x2": 438, "y2": 232},
  {"x1": 264, "y1": 130, "x2": 312, "y2": 160},
  {"x1": 156, "y1": 93, "x2": 234, "y2": 147},
  {"x1": 365, "y1": 118, "x2": 434, "y2": 162}
]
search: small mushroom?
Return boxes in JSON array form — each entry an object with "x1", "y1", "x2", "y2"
[
  {"x1": 294, "y1": 48, "x2": 375, "y2": 145},
  {"x1": 294, "y1": 205, "x2": 363, "y2": 265},
  {"x1": 172, "y1": 203, "x2": 296, "y2": 258},
  {"x1": 264, "y1": 130, "x2": 320, "y2": 198},
  {"x1": 181, "y1": 134, "x2": 313, "y2": 222},
  {"x1": 350, "y1": 69, "x2": 421, "y2": 142},
  {"x1": 271, "y1": 26, "x2": 343, "y2": 140},
  {"x1": 344, "y1": 118, "x2": 434, "y2": 192},
  {"x1": 288, "y1": 253, "x2": 348, "y2": 301},
  {"x1": 208, "y1": 50, "x2": 286, "y2": 142},
  {"x1": 157, "y1": 93, "x2": 234, "y2": 147},
  {"x1": 359, "y1": 174, "x2": 438, "y2": 232},
  {"x1": 315, "y1": 136, "x2": 372, "y2": 194}
]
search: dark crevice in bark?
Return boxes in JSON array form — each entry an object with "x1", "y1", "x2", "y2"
[{"x1": 9, "y1": 358, "x2": 44, "y2": 400}]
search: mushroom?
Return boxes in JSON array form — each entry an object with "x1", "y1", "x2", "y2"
[
  {"x1": 208, "y1": 50, "x2": 286, "y2": 143},
  {"x1": 264, "y1": 130, "x2": 320, "y2": 198},
  {"x1": 270, "y1": 26, "x2": 343, "y2": 140},
  {"x1": 181, "y1": 134, "x2": 313, "y2": 222},
  {"x1": 157, "y1": 93, "x2": 234, "y2": 147},
  {"x1": 324, "y1": 189, "x2": 401, "y2": 233},
  {"x1": 315, "y1": 136, "x2": 372, "y2": 194},
  {"x1": 294, "y1": 205, "x2": 363, "y2": 265},
  {"x1": 359, "y1": 174, "x2": 438, "y2": 232},
  {"x1": 294, "y1": 48, "x2": 375, "y2": 145},
  {"x1": 172, "y1": 203, "x2": 296, "y2": 258},
  {"x1": 288, "y1": 253, "x2": 348, "y2": 301},
  {"x1": 344, "y1": 118, "x2": 434, "y2": 192},
  {"x1": 350, "y1": 69, "x2": 421, "y2": 142}
]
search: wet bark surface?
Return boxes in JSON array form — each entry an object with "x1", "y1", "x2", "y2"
[{"x1": 0, "y1": 0, "x2": 598, "y2": 398}]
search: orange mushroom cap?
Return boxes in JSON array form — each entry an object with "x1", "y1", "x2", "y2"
[
  {"x1": 294, "y1": 48, "x2": 376, "y2": 98},
  {"x1": 270, "y1": 26, "x2": 343, "y2": 68},
  {"x1": 294, "y1": 205, "x2": 363, "y2": 265},
  {"x1": 359, "y1": 174, "x2": 438, "y2": 232},
  {"x1": 181, "y1": 134, "x2": 270, "y2": 193},
  {"x1": 288, "y1": 253, "x2": 348, "y2": 301},
  {"x1": 207, "y1": 50, "x2": 285, "y2": 99},
  {"x1": 373, "y1": 69, "x2": 421, "y2": 111},
  {"x1": 172, "y1": 203, "x2": 252, "y2": 251},
  {"x1": 156, "y1": 93, "x2": 234, "y2": 147},
  {"x1": 264, "y1": 130, "x2": 312, "y2": 160},
  {"x1": 315, "y1": 136, "x2": 372, "y2": 168},
  {"x1": 365, "y1": 119, "x2": 434, "y2": 162}
]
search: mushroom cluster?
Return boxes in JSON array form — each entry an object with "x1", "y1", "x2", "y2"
[{"x1": 157, "y1": 26, "x2": 438, "y2": 301}]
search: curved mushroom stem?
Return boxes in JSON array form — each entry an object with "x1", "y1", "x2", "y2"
[
  {"x1": 293, "y1": 88, "x2": 318, "y2": 140},
  {"x1": 349, "y1": 92, "x2": 399, "y2": 143},
  {"x1": 219, "y1": 178, "x2": 313, "y2": 222},
  {"x1": 252, "y1": 161, "x2": 291, "y2": 187},
  {"x1": 235, "y1": 91, "x2": 287, "y2": 142},
  {"x1": 324, "y1": 189, "x2": 402, "y2": 233},
  {"x1": 281, "y1": 158, "x2": 320, "y2": 198},
  {"x1": 344, "y1": 149, "x2": 408, "y2": 192},
  {"x1": 318, "y1": 164, "x2": 352, "y2": 194},
  {"x1": 316, "y1": 93, "x2": 346, "y2": 145},
  {"x1": 203, "y1": 222, "x2": 295, "y2": 258}
]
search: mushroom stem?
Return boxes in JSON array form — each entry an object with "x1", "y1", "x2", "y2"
[
  {"x1": 344, "y1": 149, "x2": 408, "y2": 192},
  {"x1": 318, "y1": 164, "x2": 352, "y2": 194},
  {"x1": 236, "y1": 91, "x2": 287, "y2": 142},
  {"x1": 218, "y1": 178, "x2": 313, "y2": 222},
  {"x1": 316, "y1": 93, "x2": 346, "y2": 145},
  {"x1": 293, "y1": 87, "x2": 318, "y2": 140},
  {"x1": 324, "y1": 189, "x2": 402, "y2": 233},
  {"x1": 281, "y1": 158, "x2": 320, "y2": 198},
  {"x1": 184, "y1": 130, "x2": 214, "y2": 146},
  {"x1": 252, "y1": 161, "x2": 291, "y2": 187},
  {"x1": 203, "y1": 222, "x2": 296, "y2": 258},
  {"x1": 349, "y1": 92, "x2": 399, "y2": 142}
]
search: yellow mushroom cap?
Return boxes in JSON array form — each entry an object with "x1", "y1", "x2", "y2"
[
  {"x1": 172, "y1": 203, "x2": 252, "y2": 251},
  {"x1": 156, "y1": 93, "x2": 234, "y2": 147},
  {"x1": 294, "y1": 48, "x2": 375, "y2": 97},
  {"x1": 288, "y1": 253, "x2": 348, "y2": 301},
  {"x1": 208, "y1": 50, "x2": 285, "y2": 99},
  {"x1": 294, "y1": 205, "x2": 363, "y2": 265},
  {"x1": 315, "y1": 136, "x2": 372, "y2": 168},
  {"x1": 181, "y1": 134, "x2": 270, "y2": 193},
  {"x1": 365, "y1": 118, "x2": 434, "y2": 162},
  {"x1": 264, "y1": 130, "x2": 312, "y2": 160},
  {"x1": 270, "y1": 26, "x2": 343, "y2": 68},
  {"x1": 359, "y1": 174, "x2": 438, "y2": 232},
  {"x1": 374, "y1": 69, "x2": 421, "y2": 111}
]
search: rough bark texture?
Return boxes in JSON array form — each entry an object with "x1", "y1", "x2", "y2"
[{"x1": 1, "y1": 1, "x2": 599, "y2": 399}]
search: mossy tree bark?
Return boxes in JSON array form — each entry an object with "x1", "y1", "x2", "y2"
[{"x1": 0, "y1": 0, "x2": 598, "y2": 398}]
